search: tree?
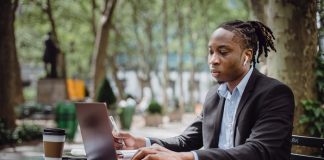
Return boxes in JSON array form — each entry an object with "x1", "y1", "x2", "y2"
[
  {"x1": 0, "y1": 0, "x2": 24, "y2": 129},
  {"x1": 247, "y1": 0, "x2": 267, "y2": 22},
  {"x1": 109, "y1": 25, "x2": 126, "y2": 100},
  {"x1": 130, "y1": 0, "x2": 148, "y2": 100},
  {"x1": 161, "y1": 0, "x2": 170, "y2": 112},
  {"x1": 249, "y1": 0, "x2": 318, "y2": 139},
  {"x1": 175, "y1": 0, "x2": 185, "y2": 113},
  {"x1": 90, "y1": 0, "x2": 97, "y2": 37},
  {"x1": 130, "y1": 0, "x2": 156, "y2": 99},
  {"x1": 13, "y1": 0, "x2": 248, "y2": 106},
  {"x1": 187, "y1": 0, "x2": 198, "y2": 110},
  {"x1": 143, "y1": 1, "x2": 157, "y2": 99},
  {"x1": 90, "y1": 0, "x2": 117, "y2": 98},
  {"x1": 96, "y1": 78, "x2": 117, "y2": 107}
]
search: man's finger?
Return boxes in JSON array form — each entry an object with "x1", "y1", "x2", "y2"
[
  {"x1": 113, "y1": 131, "x2": 131, "y2": 138},
  {"x1": 151, "y1": 144, "x2": 170, "y2": 152},
  {"x1": 114, "y1": 141, "x2": 123, "y2": 150},
  {"x1": 132, "y1": 148, "x2": 158, "y2": 160},
  {"x1": 142, "y1": 154, "x2": 159, "y2": 160},
  {"x1": 113, "y1": 138, "x2": 123, "y2": 144}
]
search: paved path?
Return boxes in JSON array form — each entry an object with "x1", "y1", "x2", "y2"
[{"x1": 0, "y1": 113, "x2": 197, "y2": 160}]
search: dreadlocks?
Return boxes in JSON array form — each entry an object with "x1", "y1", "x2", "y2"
[{"x1": 219, "y1": 20, "x2": 276, "y2": 67}]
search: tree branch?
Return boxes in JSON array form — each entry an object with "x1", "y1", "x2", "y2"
[
  {"x1": 91, "y1": 0, "x2": 97, "y2": 37},
  {"x1": 45, "y1": 0, "x2": 58, "y2": 44},
  {"x1": 12, "y1": 0, "x2": 19, "y2": 13}
]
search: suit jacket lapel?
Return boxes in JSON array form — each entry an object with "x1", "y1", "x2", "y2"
[
  {"x1": 233, "y1": 69, "x2": 259, "y2": 145},
  {"x1": 205, "y1": 94, "x2": 225, "y2": 148},
  {"x1": 211, "y1": 96, "x2": 225, "y2": 147}
]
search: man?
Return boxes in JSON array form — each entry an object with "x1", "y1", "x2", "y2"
[{"x1": 114, "y1": 20, "x2": 295, "y2": 160}]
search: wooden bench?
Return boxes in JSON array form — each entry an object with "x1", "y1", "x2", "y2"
[{"x1": 291, "y1": 135, "x2": 324, "y2": 160}]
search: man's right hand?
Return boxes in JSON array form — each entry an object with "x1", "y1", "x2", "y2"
[{"x1": 112, "y1": 131, "x2": 146, "y2": 150}]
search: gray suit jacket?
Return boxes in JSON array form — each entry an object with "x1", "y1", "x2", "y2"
[{"x1": 150, "y1": 69, "x2": 295, "y2": 160}]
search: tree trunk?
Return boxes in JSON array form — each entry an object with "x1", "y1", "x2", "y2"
[
  {"x1": 200, "y1": 0, "x2": 211, "y2": 45},
  {"x1": 247, "y1": 0, "x2": 268, "y2": 22},
  {"x1": 144, "y1": 15, "x2": 155, "y2": 99},
  {"x1": 188, "y1": 1, "x2": 197, "y2": 110},
  {"x1": 0, "y1": 0, "x2": 23, "y2": 129},
  {"x1": 136, "y1": 71, "x2": 145, "y2": 100},
  {"x1": 110, "y1": 28, "x2": 125, "y2": 100},
  {"x1": 176, "y1": 1, "x2": 185, "y2": 114},
  {"x1": 265, "y1": 0, "x2": 317, "y2": 136},
  {"x1": 247, "y1": 0, "x2": 268, "y2": 73},
  {"x1": 109, "y1": 55, "x2": 124, "y2": 100},
  {"x1": 249, "y1": 0, "x2": 318, "y2": 154},
  {"x1": 91, "y1": 0, "x2": 97, "y2": 37},
  {"x1": 12, "y1": 0, "x2": 24, "y2": 106},
  {"x1": 130, "y1": 1, "x2": 154, "y2": 100},
  {"x1": 161, "y1": 0, "x2": 169, "y2": 113},
  {"x1": 90, "y1": 0, "x2": 117, "y2": 98},
  {"x1": 147, "y1": 73, "x2": 155, "y2": 99}
]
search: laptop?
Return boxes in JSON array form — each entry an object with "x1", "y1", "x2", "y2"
[{"x1": 75, "y1": 102, "x2": 118, "y2": 160}]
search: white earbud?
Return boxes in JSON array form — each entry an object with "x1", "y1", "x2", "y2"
[{"x1": 243, "y1": 56, "x2": 248, "y2": 66}]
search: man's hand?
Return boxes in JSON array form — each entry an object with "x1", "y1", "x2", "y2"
[
  {"x1": 112, "y1": 131, "x2": 146, "y2": 150},
  {"x1": 132, "y1": 144, "x2": 194, "y2": 160}
]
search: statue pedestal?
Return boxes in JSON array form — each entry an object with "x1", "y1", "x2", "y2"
[{"x1": 37, "y1": 78, "x2": 66, "y2": 106}]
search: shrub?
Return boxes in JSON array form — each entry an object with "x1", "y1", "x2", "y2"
[
  {"x1": 0, "y1": 118, "x2": 42, "y2": 146},
  {"x1": 96, "y1": 78, "x2": 117, "y2": 109},
  {"x1": 0, "y1": 119, "x2": 16, "y2": 146},
  {"x1": 299, "y1": 100, "x2": 324, "y2": 138},
  {"x1": 299, "y1": 56, "x2": 324, "y2": 137},
  {"x1": 13, "y1": 123, "x2": 42, "y2": 144},
  {"x1": 147, "y1": 100, "x2": 162, "y2": 115}
]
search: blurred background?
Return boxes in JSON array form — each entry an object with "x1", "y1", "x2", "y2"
[{"x1": 0, "y1": 0, "x2": 323, "y2": 159}]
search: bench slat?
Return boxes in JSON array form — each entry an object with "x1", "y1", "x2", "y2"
[
  {"x1": 291, "y1": 153, "x2": 324, "y2": 160},
  {"x1": 291, "y1": 135, "x2": 324, "y2": 148}
]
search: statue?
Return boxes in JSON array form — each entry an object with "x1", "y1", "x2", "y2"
[{"x1": 43, "y1": 32, "x2": 60, "y2": 78}]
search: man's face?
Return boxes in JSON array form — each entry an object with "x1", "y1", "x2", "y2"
[{"x1": 208, "y1": 28, "x2": 247, "y2": 84}]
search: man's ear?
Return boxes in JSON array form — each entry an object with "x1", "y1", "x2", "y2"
[
  {"x1": 244, "y1": 49, "x2": 253, "y2": 62},
  {"x1": 243, "y1": 49, "x2": 252, "y2": 66}
]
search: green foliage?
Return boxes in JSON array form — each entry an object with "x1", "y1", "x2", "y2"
[
  {"x1": 299, "y1": 55, "x2": 324, "y2": 137},
  {"x1": 299, "y1": 100, "x2": 324, "y2": 138},
  {"x1": 15, "y1": 103, "x2": 52, "y2": 119},
  {"x1": 316, "y1": 57, "x2": 324, "y2": 102},
  {"x1": 147, "y1": 100, "x2": 163, "y2": 115},
  {"x1": 113, "y1": 0, "x2": 248, "y2": 72},
  {"x1": 96, "y1": 78, "x2": 117, "y2": 107},
  {"x1": 0, "y1": 118, "x2": 42, "y2": 146},
  {"x1": 0, "y1": 119, "x2": 16, "y2": 146},
  {"x1": 13, "y1": 124, "x2": 42, "y2": 144},
  {"x1": 15, "y1": 0, "x2": 248, "y2": 78},
  {"x1": 16, "y1": 0, "x2": 103, "y2": 78},
  {"x1": 23, "y1": 86, "x2": 37, "y2": 102}
]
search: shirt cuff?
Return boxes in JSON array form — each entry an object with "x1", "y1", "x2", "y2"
[
  {"x1": 144, "y1": 137, "x2": 151, "y2": 147},
  {"x1": 191, "y1": 151, "x2": 199, "y2": 160}
]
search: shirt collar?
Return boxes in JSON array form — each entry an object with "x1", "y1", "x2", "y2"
[{"x1": 217, "y1": 68, "x2": 253, "y2": 98}]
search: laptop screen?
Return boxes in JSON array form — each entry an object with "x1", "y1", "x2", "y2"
[{"x1": 75, "y1": 102, "x2": 117, "y2": 160}]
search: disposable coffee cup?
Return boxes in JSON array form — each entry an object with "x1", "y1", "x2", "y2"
[{"x1": 43, "y1": 128, "x2": 66, "y2": 160}]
